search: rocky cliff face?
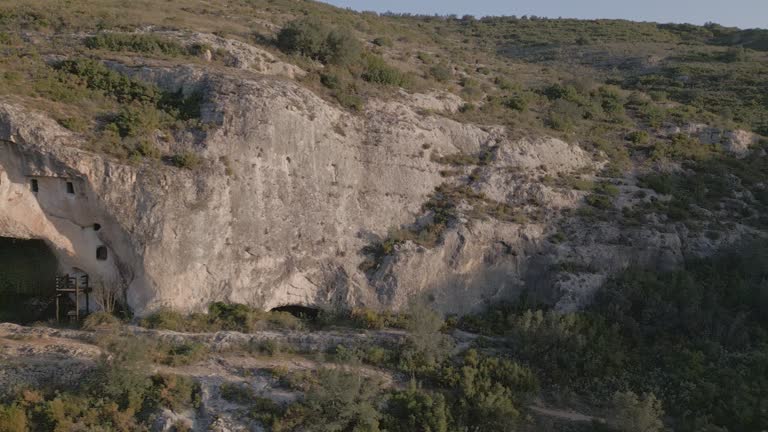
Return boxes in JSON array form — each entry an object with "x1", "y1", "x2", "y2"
[{"x1": 0, "y1": 45, "x2": 758, "y2": 316}]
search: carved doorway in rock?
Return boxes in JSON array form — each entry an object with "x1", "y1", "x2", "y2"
[{"x1": 0, "y1": 236, "x2": 58, "y2": 322}]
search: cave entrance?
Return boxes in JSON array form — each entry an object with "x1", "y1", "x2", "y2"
[
  {"x1": 0, "y1": 236, "x2": 59, "y2": 323},
  {"x1": 270, "y1": 305, "x2": 320, "y2": 319}
]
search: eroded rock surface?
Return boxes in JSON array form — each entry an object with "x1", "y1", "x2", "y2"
[{"x1": 0, "y1": 50, "x2": 758, "y2": 316}]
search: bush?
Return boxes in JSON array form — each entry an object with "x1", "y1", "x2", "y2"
[
  {"x1": 399, "y1": 302, "x2": 453, "y2": 372},
  {"x1": 147, "y1": 374, "x2": 201, "y2": 411},
  {"x1": 428, "y1": 63, "x2": 452, "y2": 82},
  {"x1": 111, "y1": 103, "x2": 165, "y2": 137},
  {"x1": 638, "y1": 173, "x2": 674, "y2": 194},
  {"x1": 82, "y1": 311, "x2": 121, "y2": 331},
  {"x1": 384, "y1": 383, "x2": 449, "y2": 432},
  {"x1": 275, "y1": 368, "x2": 384, "y2": 432},
  {"x1": 276, "y1": 18, "x2": 361, "y2": 65},
  {"x1": 362, "y1": 55, "x2": 408, "y2": 86},
  {"x1": 85, "y1": 33, "x2": 187, "y2": 56},
  {"x1": 627, "y1": 130, "x2": 650, "y2": 145},
  {"x1": 140, "y1": 308, "x2": 191, "y2": 332},
  {"x1": 325, "y1": 28, "x2": 362, "y2": 65},
  {"x1": 56, "y1": 59, "x2": 159, "y2": 104},
  {"x1": 501, "y1": 92, "x2": 531, "y2": 112},
  {"x1": 276, "y1": 17, "x2": 328, "y2": 59},
  {"x1": 220, "y1": 382, "x2": 255, "y2": 405},
  {"x1": 57, "y1": 116, "x2": 89, "y2": 132},
  {"x1": 162, "y1": 342, "x2": 209, "y2": 366},
  {"x1": 610, "y1": 391, "x2": 665, "y2": 432},
  {"x1": 585, "y1": 193, "x2": 613, "y2": 210},
  {"x1": 548, "y1": 99, "x2": 583, "y2": 132},
  {"x1": 372, "y1": 36, "x2": 393, "y2": 47},
  {"x1": 171, "y1": 151, "x2": 202, "y2": 169},
  {"x1": 350, "y1": 308, "x2": 403, "y2": 330}
]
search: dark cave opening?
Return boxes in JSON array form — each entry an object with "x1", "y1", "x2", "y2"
[
  {"x1": 270, "y1": 304, "x2": 320, "y2": 319},
  {"x1": 0, "y1": 237, "x2": 59, "y2": 323}
]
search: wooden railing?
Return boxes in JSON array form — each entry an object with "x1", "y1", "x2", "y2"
[{"x1": 55, "y1": 274, "x2": 91, "y2": 322}]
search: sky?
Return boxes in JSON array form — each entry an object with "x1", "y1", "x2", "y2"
[{"x1": 322, "y1": 0, "x2": 767, "y2": 29}]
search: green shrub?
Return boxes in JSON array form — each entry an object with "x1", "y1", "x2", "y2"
[
  {"x1": 399, "y1": 302, "x2": 453, "y2": 372},
  {"x1": 548, "y1": 99, "x2": 583, "y2": 131},
  {"x1": 162, "y1": 342, "x2": 209, "y2": 366},
  {"x1": 220, "y1": 382, "x2": 255, "y2": 405},
  {"x1": 501, "y1": 92, "x2": 531, "y2": 111},
  {"x1": 638, "y1": 173, "x2": 674, "y2": 194},
  {"x1": 111, "y1": 103, "x2": 165, "y2": 137},
  {"x1": 140, "y1": 308, "x2": 190, "y2": 332},
  {"x1": 325, "y1": 28, "x2": 362, "y2": 65},
  {"x1": 594, "y1": 182, "x2": 620, "y2": 197},
  {"x1": 362, "y1": 55, "x2": 408, "y2": 86},
  {"x1": 275, "y1": 368, "x2": 384, "y2": 432},
  {"x1": 276, "y1": 18, "x2": 361, "y2": 65},
  {"x1": 159, "y1": 89, "x2": 205, "y2": 121},
  {"x1": 85, "y1": 33, "x2": 187, "y2": 56},
  {"x1": 57, "y1": 116, "x2": 89, "y2": 132},
  {"x1": 585, "y1": 193, "x2": 614, "y2": 210},
  {"x1": 57, "y1": 58, "x2": 159, "y2": 104},
  {"x1": 648, "y1": 90, "x2": 667, "y2": 102},
  {"x1": 598, "y1": 85, "x2": 626, "y2": 117},
  {"x1": 148, "y1": 374, "x2": 201, "y2": 411},
  {"x1": 428, "y1": 63, "x2": 452, "y2": 82},
  {"x1": 652, "y1": 133, "x2": 717, "y2": 161},
  {"x1": 171, "y1": 151, "x2": 202, "y2": 169},
  {"x1": 132, "y1": 139, "x2": 161, "y2": 159},
  {"x1": 384, "y1": 383, "x2": 449, "y2": 432},
  {"x1": 82, "y1": 311, "x2": 121, "y2": 331},
  {"x1": 372, "y1": 36, "x2": 393, "y2": 47},
  {"x1": 277, "y1": 17, "x2": 329, "y2": 59},
  {"x1": 610, "y1": 391, "x2": 665, "y2": 432},
  {"x1": 349, "y1": 307, "x2": 403, "y2": 330},
  {"x1": 627, "y1": 130, "x2": 650, "y2": 145}
]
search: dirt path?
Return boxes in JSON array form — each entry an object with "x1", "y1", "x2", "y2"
[{"x1": 529, "y1": 404, "x2": 603, "y2": 423}]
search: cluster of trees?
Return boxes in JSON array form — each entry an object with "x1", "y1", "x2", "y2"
[
  {"x1": 460, "y1": 241, "x2": 768, "y2": 431},
  {"x1": 276, "y1": 17, "x2": 361, "y2": 66}
]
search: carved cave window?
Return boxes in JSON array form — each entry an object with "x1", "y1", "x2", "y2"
[
  {"x1": 31, "y1": 179, "x2": 39, "y2": 193},
  {"x1": 96, "y1": 246, "x2": 108, "y2": 261},
  {"x1": 66, "y1": 181, "x2": 75, "y2": 194}
]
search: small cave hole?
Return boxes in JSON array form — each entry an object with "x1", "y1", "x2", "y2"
[
  {"x1": 93, "y1": 223, "x2": 101, "y2": 231},
  {"x1": 66, "y1": 181, "x2": 75, "y2": 194},
  {"x1": 270, "y1": 304, "x2": 320, "y2": 319},
  {"x1": 30, "y1": 179, "x2": 39, "y2": 193},
  {"x1": 96, "y1": 246, "x2": 108, "y2": 261}
]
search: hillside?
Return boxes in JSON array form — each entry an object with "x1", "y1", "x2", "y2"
[{"x1": 0, "y1": 1, "x2": 767, "y2": 431}]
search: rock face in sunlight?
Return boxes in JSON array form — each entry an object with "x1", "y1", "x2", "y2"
[{"x1": 0, "y1": 35, "x2": 757, "y2": 317}]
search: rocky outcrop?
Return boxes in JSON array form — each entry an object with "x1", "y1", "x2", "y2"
[
  {"x1": 162, "y1": 31, "x2": 306, "y2": 78},
  {"x1": 663, "y1": 122, "x2": 760, "y2": 156},
  {"x1": 0, "y1": 54, "x2": 758, "y2": 317}
]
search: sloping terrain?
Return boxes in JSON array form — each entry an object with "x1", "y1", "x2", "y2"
[{"x1": 0, "y1": 1, "x2": 766, "y2": 317}]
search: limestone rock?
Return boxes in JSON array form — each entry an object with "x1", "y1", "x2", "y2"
[{"x1": 0, "y1": 57, "x2": 758, "y2": 316}]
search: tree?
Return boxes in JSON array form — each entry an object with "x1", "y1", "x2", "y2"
[
  {"x1": 276, "y1": 17, "x2": 328, "y2": 59},
  {"x1": 277, "y1": 368, "x2": 384, "y2": 432},
  {"x1": 384, "y1": 381, "x2": 449, "y2": 432},
  {"x1": 276, "y1": 18, "x2": 361, "y2": 65},
  {"x1": 400, "y1": 301, "x2": 453, "y2": 371},
  {"x1": 610, "y1": 391, "x2": 665, "y2": 432}
]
